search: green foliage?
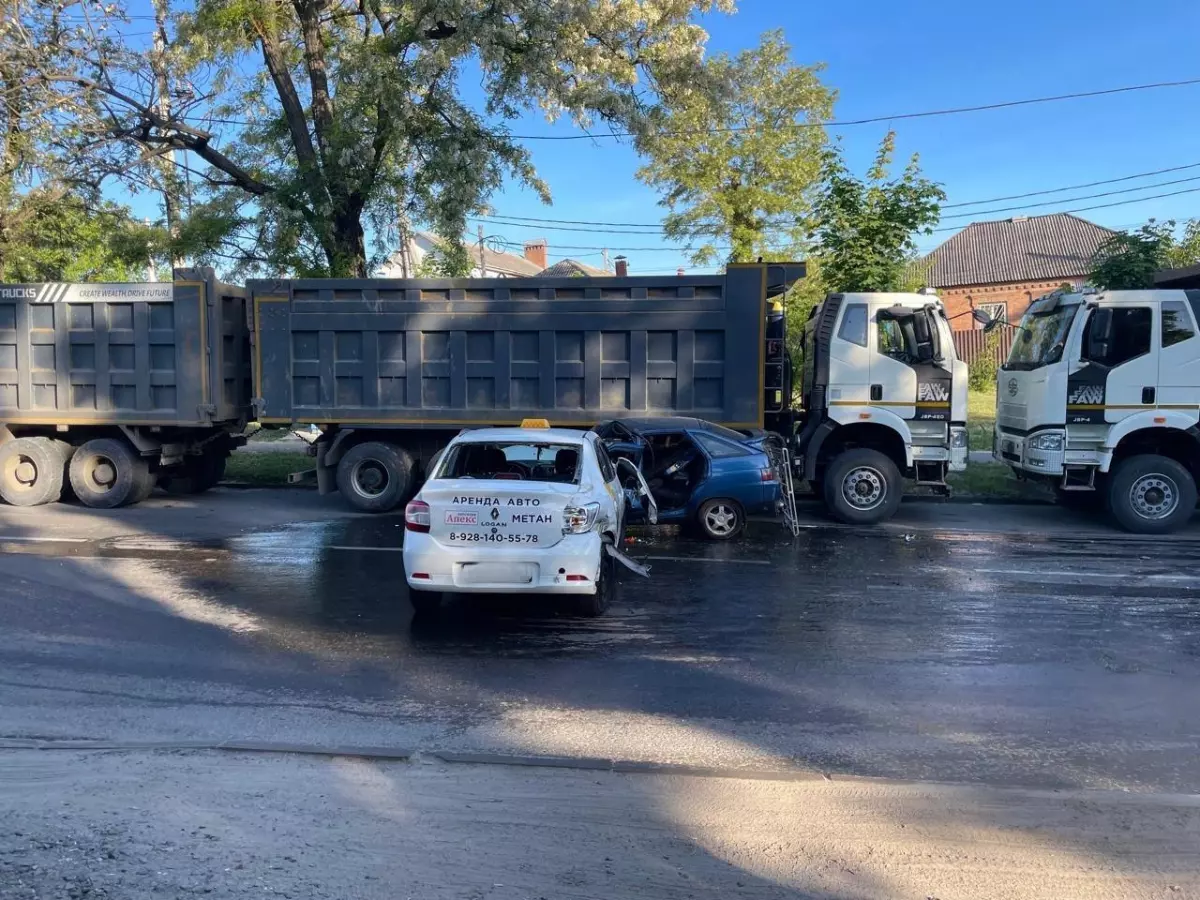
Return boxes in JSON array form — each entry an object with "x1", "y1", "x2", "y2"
[
  {"x1": 0, "y1": 189, "x2": 163, "y2": 282},
  {"x1": 8, "y1": 0, "x2": 735, "y2": 277},
  {"x1": 811, "y1": 132, "x2": 945, "y2": 292},
  {"x1": 1090, "y1": 218, "x2": 1200, "y2": 289},
  {"x1": 637, "y1": 30, "x2": 833, "y2": 266},
  {"x1": 968, "y1": 330, "x2": 1002, "y2": 393},
  {"x1": 415, "y1": 242, "x2": 472, "y2": 278}
]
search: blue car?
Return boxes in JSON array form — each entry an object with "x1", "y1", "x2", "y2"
[{"x1": 593, "y1": 417, "x2": 783, "y2": 540}]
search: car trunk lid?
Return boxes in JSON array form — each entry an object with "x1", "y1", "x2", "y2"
[{"x1": 422, "y1": 480, "x2": 579, "y2": 548}]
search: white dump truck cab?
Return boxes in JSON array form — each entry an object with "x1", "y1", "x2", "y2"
[
  {"x1": 994, "y1": 288, "x2": 1200, "y2": 534},
  {"x1": 795, "y1": 292, "x2": 969, "y2": 524}
]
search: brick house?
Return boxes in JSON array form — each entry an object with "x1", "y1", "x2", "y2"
[{"x1": 926, "y1": 213, "x2": 1115, "y2": 327}]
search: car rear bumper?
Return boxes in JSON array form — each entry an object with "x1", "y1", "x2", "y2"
[{"x1": 403, "y1": 531, "x2": 603, "y2": 594}]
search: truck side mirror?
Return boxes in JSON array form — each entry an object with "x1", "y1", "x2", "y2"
[
  {"x1": 1085, "y1": 309, "x2": 1113, "y2": 362},
  {"x1": 912, "y1": 313, "x2": 936, "y2": 361},
  {"x1": 971, "y1": 308, "x2": 993, "y2": 326}
]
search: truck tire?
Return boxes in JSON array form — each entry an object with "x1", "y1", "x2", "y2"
[
  {"x1": 576, "y1": 550, "x2": 616, "y2": 617},
  {"x1": 1108, "y1": 454, "x2": 1197, "y2": 535},
  {"x1": 0, "y1": 437, "x2": 65, "y2": 507},
  {"x1": 69, "y1": 438, "x2": 152, "y2": 509},
  {"x1": 695, "y1": 498, "x2": 745, "y2": 540},
  {"x1": 161, "y1": 451, "x2": 227, "y2": 495},
  {"x1": 823, "y1": 448, "x2": 903, "y2": 525},
  {"x1": 336, "y1": 441, "x2": 413, "y2": 512}
]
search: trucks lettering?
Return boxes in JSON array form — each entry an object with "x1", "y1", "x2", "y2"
[
  {"x1": 917, "y1": 383, "x2": 950, "y2": 402},
  {"x1": 1067, "y1": 385, "x2": 1104, "y2": 406}
]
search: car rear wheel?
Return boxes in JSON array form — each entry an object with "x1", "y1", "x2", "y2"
[
  {"x1": 336, "y1": 441, "x2": 413, "y2": 512},
  {"x1": 408, "y1": 588, "x2": 443, "y2": 617},
  {"x1": 0, "y1": 437, "x2": 65, "y2": 507},
  {"x1": 696, "y1": 498, "x2": 745, "y2": 540},
  {"x1": 576, "y1": 550, "x2": 616, "y2": 616}
]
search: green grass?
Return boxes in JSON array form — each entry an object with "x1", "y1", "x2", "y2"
[
  {"x1": 224, "y1": 452, "x2": 311, "y2": 486},
  {"x1": 947, "y1": 462, "x2": 1032, "y2": 500},
  {"x1": 968, "y1": 388, "x2": 996, "y2": 451},
  {"x1": 246, "y1": 424, "x2": 295, "y2": 442}
]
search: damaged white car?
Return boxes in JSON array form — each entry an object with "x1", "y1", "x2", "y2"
[{"x1": 402, "y1": 423, "x2": 656, "y2": 616}]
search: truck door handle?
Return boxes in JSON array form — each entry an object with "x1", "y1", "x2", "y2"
[
  {"x1": 1142, "y1": 387, "x2": 1156, "y2": 404},
  {"x1": 870, "y1": 384, "x2": 883, "y2": 401}
]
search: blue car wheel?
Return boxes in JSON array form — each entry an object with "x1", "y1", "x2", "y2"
[{"x1": 696, "y1": 498, "x2": 744, "y2": 540}]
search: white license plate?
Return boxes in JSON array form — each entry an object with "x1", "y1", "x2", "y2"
[{"x1": 457, "y1": 562, "x2": 536, "y2": 585}]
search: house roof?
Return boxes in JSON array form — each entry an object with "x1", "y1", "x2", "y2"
[
  {"x1": 926, "y1": 213, "x2": 1115, "y2": 288},
  {"x1": 538, "y1": 258, "x2": 609, "y2": 278},
  {"x1": 1154, "y1": 263, "x2": 1200, "y2": 289},
  {"x1": 479, "y1": 245, "x2": 544, "y2": 276}
]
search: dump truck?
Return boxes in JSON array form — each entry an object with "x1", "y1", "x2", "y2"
[
  {"x1": 0, "y1": 271, "x2": 250, "y2": 508},
  {"x1": 0, "y1": 263, "x2": 804, "y2": 512}
]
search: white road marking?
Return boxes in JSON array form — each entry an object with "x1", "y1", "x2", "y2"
[
  {"x1": 327, "y1": 545, "x2": 404, "y2": 552},
  {"x1": 942, "y1": 566, "x2": 1200, "y2": 584},
  {"x1": 0, "y1": 535, "x2": 89, "y2": 544},
  {"x1": 640, "y1": 555, "x2": 770, "y2": 566}
]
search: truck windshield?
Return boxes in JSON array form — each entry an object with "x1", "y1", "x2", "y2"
[{"x1": 1003, "y1": 305, "x2": 1079, "y2": 371}]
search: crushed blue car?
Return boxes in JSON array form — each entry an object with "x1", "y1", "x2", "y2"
[{"x1": 593, "y1": 417, "x2": 784, "y2": 540}]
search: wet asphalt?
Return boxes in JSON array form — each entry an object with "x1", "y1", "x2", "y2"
[{"x1": 0, "y1": 492, "x2": 1198, "y2": 792}]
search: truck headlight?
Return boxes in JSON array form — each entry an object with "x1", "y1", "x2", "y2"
[
  {"x1": 950, "y1": 427, "x2": 968, "y2": 449},
  {"x1": 562, "y1": 502, "x2": 600, "y2": 534},
  {"x1": 1028, "y1": 432, "x2": 1064, "y2": 451}
]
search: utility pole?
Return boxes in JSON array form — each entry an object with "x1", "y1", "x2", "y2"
[
  {"x1": 602, "y1": 247, "x2": 610, "y2": 273},
  {"x1": 150, "y1": 0, "x2": 183, "y2": 269},
  {"x1": 396, "y1": 211, "x2": 411, "y2": 277},
  {"x1": 477, "y1": 224, "x2": 486, "y2": 276}
]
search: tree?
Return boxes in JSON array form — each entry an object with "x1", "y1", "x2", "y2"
[
  {"x1": 637, "y1": 30, "x2": 833, "y2": 266},
  {"x1": 0, "y1": 188, "x2": 162, "y2": 282},
  {"x1": 6, "y1": 0, "x2": 735, "y2": 278},
  {"x1": 811, "y1": 132, "x2": 944, "y2": 292},
  {"x1": 1089, "y1": 219, "x2": 1200, "y2": 289}
]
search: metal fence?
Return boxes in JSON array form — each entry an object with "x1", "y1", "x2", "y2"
[{"x1": 952, "y1": 329, "x2": 1014, "y2": 367}]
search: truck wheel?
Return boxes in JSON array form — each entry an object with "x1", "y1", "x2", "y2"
[
  {"x1": 161, "y1": 452, "x2": 227, "y2": 495},
  {"x1": 336, "y1": 441, "x2": 412, "y2": 512},
  {"x1": 696, "y1": 498, "x2": 745, "y2": 540},
  {"x1": 576, "y1": 550, "x2": 616, "y2": 617},
  {"x1": 69, "y1": 438, "x2": 151, "y2": 509},
  {"x1": 1108, "y1": 454, "x2": 1197, "y2": 534},
  {"x1": 0, "y1": 437, "x2": 65, "y2": 507},
  {"x1": 823, "y1": 448, "x2": 903, "y2": 524}
]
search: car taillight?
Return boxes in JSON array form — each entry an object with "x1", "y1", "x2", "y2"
[
  {"x1": 405, "y1": 500, "x2": 431, "y2": 533},
  {"x1": 761, "y1": 468, "x2": 777, "y2": 482},
  {"x1": 562, "y1": 502, "x2": 599, "y2": 534}
]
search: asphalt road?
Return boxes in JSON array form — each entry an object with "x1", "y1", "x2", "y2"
[
  {"x1": 0, "y1": 489, "x2": 1197, "y2": 790},
  {"x1": 3, "y1": 490, "x2": 1200, "y2": 899}
]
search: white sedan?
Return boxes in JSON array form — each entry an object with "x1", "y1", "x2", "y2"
[{"x1": 402, "y1": 424, "x2": 655, "y2": 616}]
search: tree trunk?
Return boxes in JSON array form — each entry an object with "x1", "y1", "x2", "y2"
[{"x1": 328, "y1": 204, "x2": 367, "y2": 277}]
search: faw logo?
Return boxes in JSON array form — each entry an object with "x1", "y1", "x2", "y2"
[
  {"x1": 1068, "y1": 385, "x2": 1105, "y2": 405},
  {"x1": 917, "y1": 382, "x2": 950, "y2": 402},
  {"x1": 1007, "y1": 378, "x2": 1019, "y2": 398}
]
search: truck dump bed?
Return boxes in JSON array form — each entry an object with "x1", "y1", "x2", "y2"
[
  {"x1": 249, "y1": 265, "x2": 774, "y2": 428},
  {"x1": 0, "y1": 269, "x2": 250, "y2": 428}
]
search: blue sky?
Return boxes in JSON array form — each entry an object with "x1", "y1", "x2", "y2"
[
  {"x1": 474, "y1": 0, "x2": 1200, "y2": 273},
  {"x1": 113, "y1": 0, "x2": 1200, "y2": 274}
]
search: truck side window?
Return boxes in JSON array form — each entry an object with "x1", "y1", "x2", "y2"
[
  {"x1": 1162, "y1": 301, "x2": 1196, "y2": 348},
  {"x1": 878, "y1": 319, "x2": 905, "y2": 357},
  {"x1": 837, "y1": 304, "x2": 867, "y2": 347},
  {"x1": 1083, "y1": 307, "x2": 1152, "y2": 367}
]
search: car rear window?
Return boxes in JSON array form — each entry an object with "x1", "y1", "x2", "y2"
[
  {"x1": 703, "y1": 423, "x2": 753, "y2": 442},
  {"x1": 436, "y1": 442, "x2": 582, "y2": 484}
]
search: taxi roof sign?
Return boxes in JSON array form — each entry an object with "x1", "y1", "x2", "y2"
[{"x1": 520, "y1": 418, "x2": 550, "y2": 428}]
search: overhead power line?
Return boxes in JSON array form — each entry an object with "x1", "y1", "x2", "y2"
[
  {"x1": 180, "y1": 76, "x2": 1200, "y2": 140},
  {"x1": 940, "y1": 173, "x2": 1200, "y2": 220},
  {"x1": 943, "y1": 160, "x2": 1200, "y2": 208},
  {"x1": 503, "y1": 76, "x2": 1200, "y2": 141}
]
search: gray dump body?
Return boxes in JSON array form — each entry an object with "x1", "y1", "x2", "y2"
[
  {"x1": 249, "y1": 265, "x2": 774, "y2": 429},
  {"x1": 0, "y1": 268, "x2": 250, "y2": 428}
]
